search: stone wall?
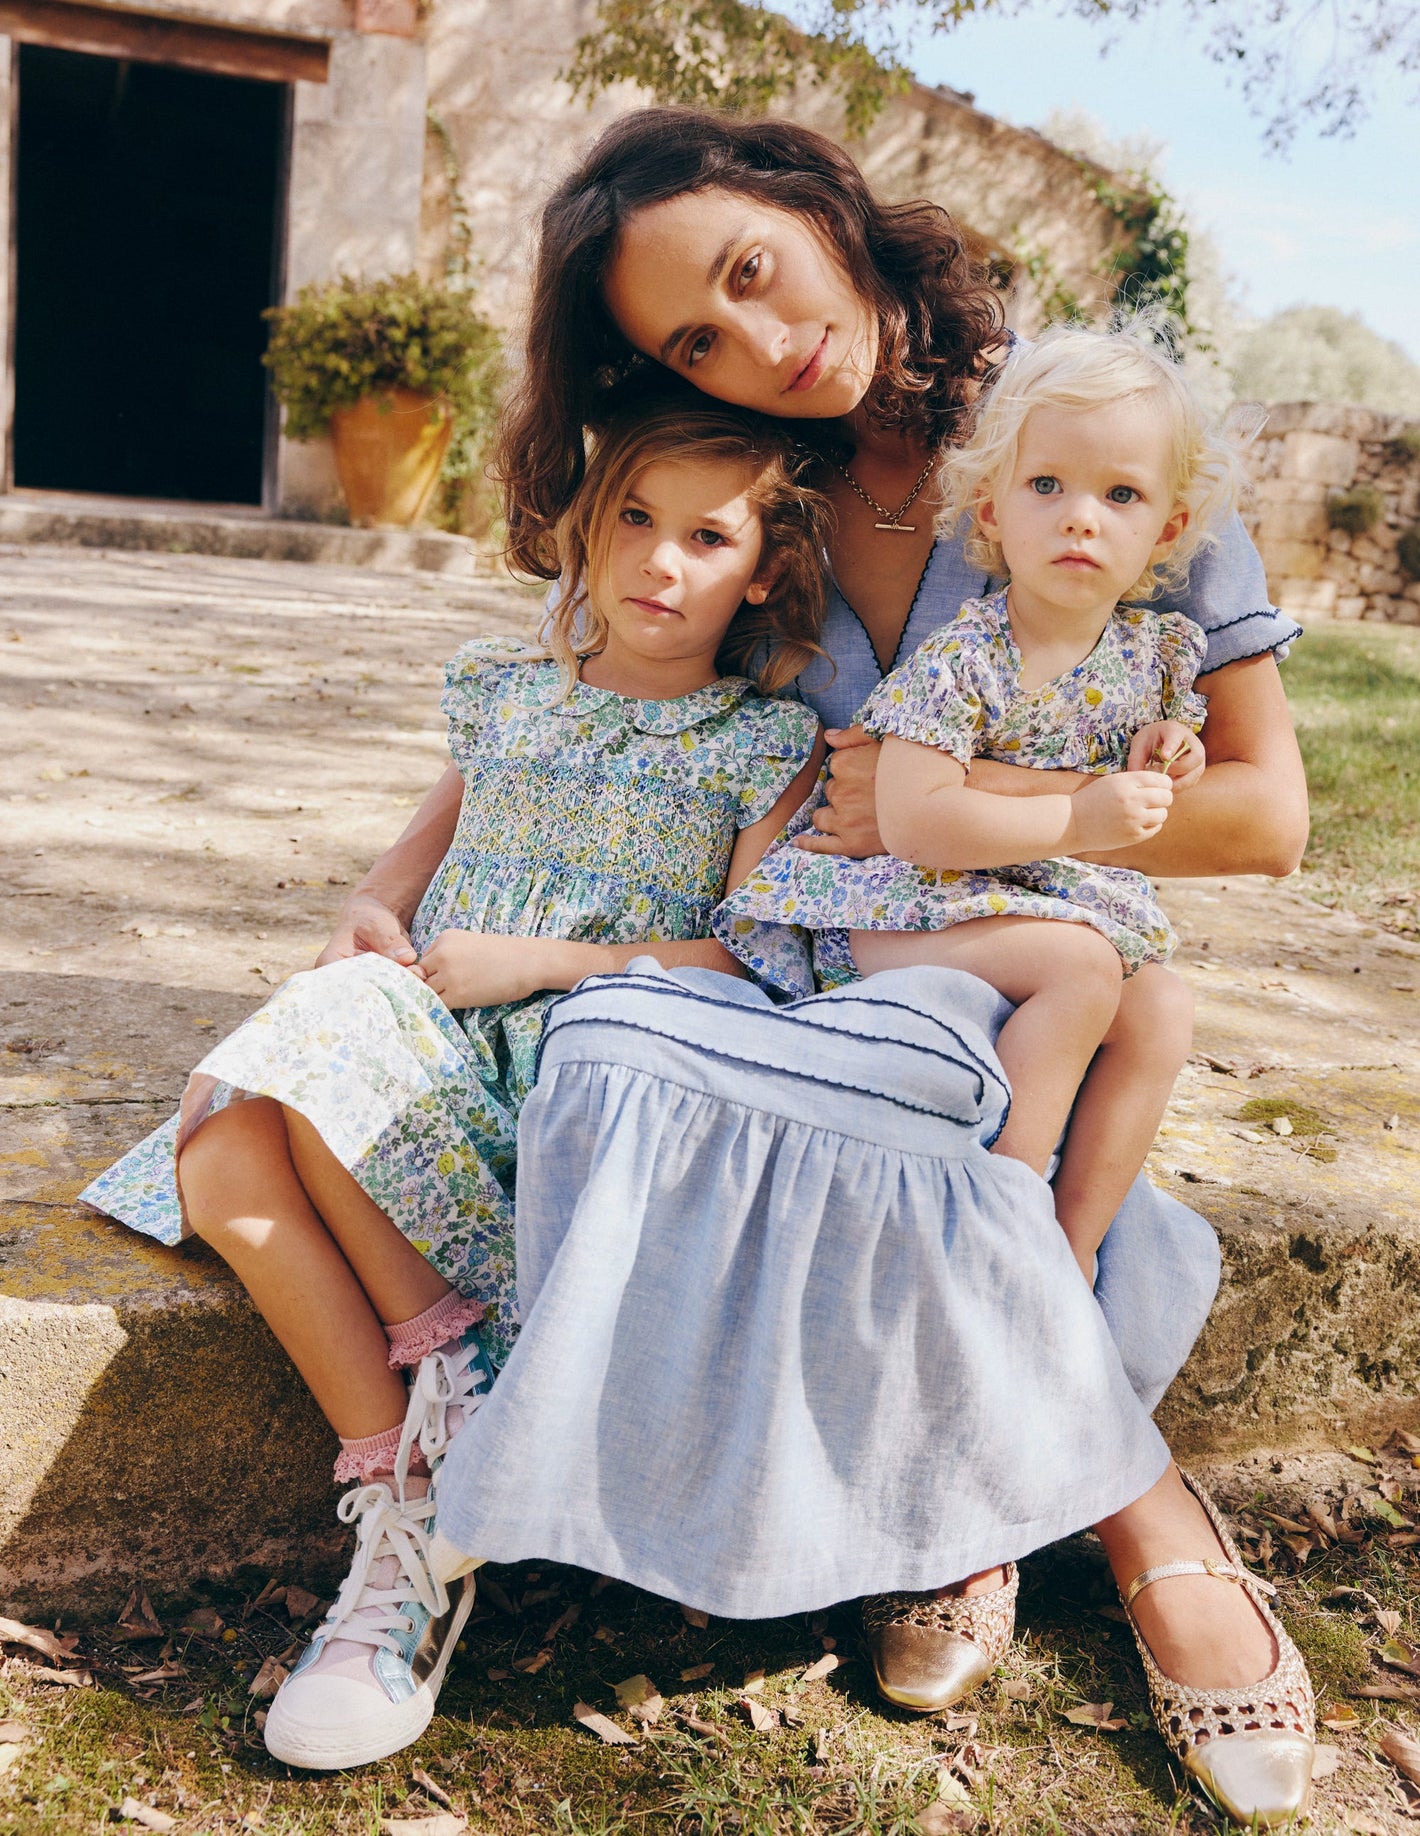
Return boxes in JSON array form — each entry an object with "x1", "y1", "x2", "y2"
[{"x1": 1245, "y1": 402, "x2": 1420, "y2": 626}]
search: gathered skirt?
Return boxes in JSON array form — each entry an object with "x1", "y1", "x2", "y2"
[{"x1": 433, "y1": 961, "x2": 1175, "y2": 1618}]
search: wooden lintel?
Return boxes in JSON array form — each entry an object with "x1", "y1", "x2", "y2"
[{"x1": 0, "y1": 0, "x2": 329, "y2": 83}]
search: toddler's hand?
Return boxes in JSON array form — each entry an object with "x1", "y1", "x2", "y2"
[
  {"x1": 417, "y1": 931, "x2": 545, "y2": 1010},
  {"x1": 1066, "y1": 771, "x2": 1174, "y2": 853},
  {"x1": 1129, "y1": 720, "x2": 1206, "y2": 789}
]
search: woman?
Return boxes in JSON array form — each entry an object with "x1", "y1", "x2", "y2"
[{"x1": 375, "y1": 110, "x2": 1313, "y2": 1826}]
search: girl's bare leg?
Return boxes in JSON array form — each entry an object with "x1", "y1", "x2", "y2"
[
  {"x1": 850, "y1": 917, "x2": 1124, "y2": 1175},
  {"x1": 1097, "y1": 1463, "x2": 1276, "y2": 1686},
  {"x1": 1052, "y1": 965, "x2": 1195, "y2": 1279},
  {"x1": 178, "y1": 1098, "x2": 414, "y2": 1440}
]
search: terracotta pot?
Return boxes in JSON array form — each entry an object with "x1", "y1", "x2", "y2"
[{"x1": 328, "y1": 389, "x2": 453, "y2": 528}]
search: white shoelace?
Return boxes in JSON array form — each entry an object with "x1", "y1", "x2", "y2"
[
  {"x1": 314, "y1": 1482, "x2": 449, "y2": 1656},
  {"x1": 395, "y1": 1335, "x2": 491, "y2": 1481}
]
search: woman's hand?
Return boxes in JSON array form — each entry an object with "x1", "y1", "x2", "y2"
[
  {"x1": 1130, "y1": 721, "x2": 1206, "y2": 790},
  {"x1": 415, "y1": 931, "x2": 547, "y2": 1010},
  {"x1": 1065, "y1": 772, "x2": 1175, "y2": 854},
  {"x1": 794, "y1": 726, "x2": 885, "y2": 857},
  {"x1": 316, "y1": 893, "x2": 418, "y2": 969}
]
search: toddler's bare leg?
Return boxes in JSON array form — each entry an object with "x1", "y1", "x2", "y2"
[
  {"x1": 851, "y1": 918, "x2": 1123, "y2": 1176},
  {"x1": 179, "y1": 1098, "x2": 411, "y2": 1440},
  {"x1": 1052, "y1": 965, "x2": 1194, "y2": 1278}
]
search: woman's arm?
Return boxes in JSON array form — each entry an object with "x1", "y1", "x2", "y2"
[
  {"x1": 1075, "y1": 654, "x2": 1308, "y2": 877},
  {"x1": 316, "y1": 762, "x2": 464, "y2": 967},
  {"x1": 418, "y1": 738, "x2": 830, "y2": 1006}
]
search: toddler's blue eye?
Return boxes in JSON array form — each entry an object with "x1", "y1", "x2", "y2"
[
  {"x1": 1029, "y1": 476, "x2": 1060, "y2": 495},
  {"x1": 1107, "y1": 486, "x2": 1139, "y2": 504}
]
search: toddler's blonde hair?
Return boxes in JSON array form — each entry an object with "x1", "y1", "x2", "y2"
[
  {"x1": 940, "y1": 317, "x2": 1245, "y2": 603},
  {"x1": 542, "y1": 385, "x2": 831, "y2": 697}
]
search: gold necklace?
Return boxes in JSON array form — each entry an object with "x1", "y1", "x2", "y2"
[{"x1": 831, "y1": 454, "x2": 937, "y2": 533}]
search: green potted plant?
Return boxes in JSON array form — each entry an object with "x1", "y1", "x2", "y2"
[{"x1": 264, "y1": 273, "x2": 503, "y2": 529}]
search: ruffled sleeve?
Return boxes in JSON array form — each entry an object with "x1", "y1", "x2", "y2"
[
  {"x1": 1155, "y1": 614, "x2": 1210, "y2": 733},
  {"x1": 440, "y1": 639, "x2": 539, "y2": 771},
  {"x1": 734, "y1": 697, "x2": 822, "y2": 827},
  {"x1": 857, "y1": 628, "x2": 984, "y2": 763}
]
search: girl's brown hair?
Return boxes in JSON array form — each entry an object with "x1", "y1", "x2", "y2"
[
  {"x1": 543, "y1": 381, "x2": 832, "y2": 697},
  {"x1": 497, "y1": 107, "x2": 1003, "y2": 578}
]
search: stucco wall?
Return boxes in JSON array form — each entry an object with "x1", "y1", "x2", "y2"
[{"x1": 1244, "y1": 403, "x2": 1420, "y2": 626}]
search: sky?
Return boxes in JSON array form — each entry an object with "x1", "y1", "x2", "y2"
[{"x1": 891, "y1": 3, "x2": 1420, "y2": 364}]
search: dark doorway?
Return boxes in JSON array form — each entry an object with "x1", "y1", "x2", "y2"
[{"x1": 12, "y1": 45, "x2": 287, "y2": 504}]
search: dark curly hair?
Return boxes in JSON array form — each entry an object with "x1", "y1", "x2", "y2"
[{"x1": 496, "y1": 107, "x2": 1003, "y2": 578}]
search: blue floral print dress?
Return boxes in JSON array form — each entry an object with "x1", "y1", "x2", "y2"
[
  {"x1": 81, "y1": 641, "x2": 819, "y2": 1364},
  {"x1": 715, "y1": 589, "x2": 1207, "y2": 999}
]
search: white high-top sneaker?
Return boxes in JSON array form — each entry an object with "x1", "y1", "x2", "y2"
[
  {"x1": 398, "y1": 1320, "x2": 493, "y2": 1588},
  {"x1": 263, "y1": 1478, "x2": 477, "y2": 1770}
]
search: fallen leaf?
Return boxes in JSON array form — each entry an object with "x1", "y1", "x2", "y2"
[
  {"x1": 543, "y1": 1604, "x2": 581, "y2": 1641},
  {"x1": 1323, "y1": 1707, "x2": 1362, "y2": 1730},
  {"x1": 1394, "y1": 1430, "x2": 1420, "y2": 1456},
  {"x1": 0, "y1": 1742, "x2": 27, "y2": 1781},
  {"x1": 128, "y1": 1664, "x2": 187, "y2": 1685},
  {"x1": 1305, "y1": 1499, "x2": 1340, "y2": 1542},
  {"x1": 412, "y1": 1766, "x2": 454, "y2": 1811},
  {"x1": 1380, "y1": 1723, "x2": 1420, "y2": 1787},
  {"x1": 999, "y1": 1679, "x2": 1032, "y2": 1701},
  {"x1": 31, "y1": 1667, "x2": 92, "y2": 1688},
  {"x1": 1325, "y1": 1587, "x2": 1372, "y2": 1609},
  {"x1": 485, "y1": 1667, "x2": 512, "y2": 1681},
  {"x1": 1381, "y1": 1638, "x2": 1420, "y2": 1676},
  {"x1": 680, "y1": 1663, "x2": 715, "y2": 1682},
  {"x1": 935, "y1": 1769, "x2": 975, "y2": 1809},
  {"x1": 378, "y1": 1817, "x2": 467, "y2": 1836},
  {"x1": 0, "y1": 1616, "x2": 80, "y2": 1663},
  {"x1": 114, "y1": 1590, "x2": 164, "y2": 1641},
  {"x1": 1262, "y1": 1512, "x2": 1312, "y2": 1537},
  {"x1": 1310, "y1": 1744, "x2": 1342, "y2": 1780},
  {"x1": 511, "y1": 1649, "x2": 552, "y2": 1675},
  {"x1": 247, "y1": 1656, "x2": 288, "y2": 1700},
  {"x1": 814, "y1": 1728, "x2": 833, "y2": 1763},
  {"x1": 679, "y1": 1604, "x2": 710, "y2": 1629},
  {"x1": 0, "y1": 1722, "x2": 32, "y2": 1743},
  {"x1": 118, "y1": 1800, "x2": 178, "y2": 1832},
  {"x1": 782, "y1": 1703, "x2": 805, "y2": 1727},
  {"x1": 592, "y1": 1625, "x2": 617, "y2": 1645},
  {"x1": 739, "y1": 1696, "x2": 779, "y2": 1733},
  {"x1": 915, "y1": 1805, "x2": 971, "y2": 1834},
  {"x1": 1352, "y1": 1684, "x2": 1420, "y2": 1703},
  {"x1": 181, "y1": 1607, "x2": 224, "y2": 1636},
  {"x1": 742, "y1": 1668, "x2": 766, "y2": 1694},
  {"x1": 283, "y1": 1586, "x2": 319, "y2": 1621},
  {"x1": 1345, "y1": 1444, "x2": 1380, "y2": 1465},
  {"x1": 1063, "y1": 1701, "x2": 1127, "y2": 1731},
  {"x1": 573, "y1": 1701, "x2": 636, "y2": 1746},
  {"x1": 478, "y1": 1575, "x2": 518, "y2": 1616},
  {"x1": 1376, "y1": 1609, "x2": 1404, "y2": 1638},
  {"x1": 1342, "y1": 1813, "x2": 1388, "y2": 1834},
  {"x1": 612, "y1": 1674, "x2": 662, "y2": 1725},
  {"x1": 800, "y1": 1653, "x2": 842, "y2": 1684}
]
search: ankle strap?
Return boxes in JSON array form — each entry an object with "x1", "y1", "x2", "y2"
[{"x1": 1124, "y1": 1557, "x2": 1277, "y2": 1607}]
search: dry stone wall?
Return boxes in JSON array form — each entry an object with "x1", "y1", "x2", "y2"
[{"x1": 1245, "y1": 402, "x2": 1420, "y2": 626}]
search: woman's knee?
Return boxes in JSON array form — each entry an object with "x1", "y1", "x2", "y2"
[{"x1": 177, "y1": 1097, "x2": 289, "y2": 1239}]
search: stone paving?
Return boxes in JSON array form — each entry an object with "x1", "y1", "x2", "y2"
[{"x1": 1, "y1": 544, "x2": 1417, "y2": 1615}]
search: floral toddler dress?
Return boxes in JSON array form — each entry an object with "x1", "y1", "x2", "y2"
[
  {"x1": 715, "y1": 589, "x2": 1207, "y2": 1000},
  {"x1": 82, "y1": 640, "x2": 819, "y2": 1363}
]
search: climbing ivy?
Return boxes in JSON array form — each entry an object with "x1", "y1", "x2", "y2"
[{"x1": 1079, "y1": 162, "x2": 1197, "y2": 337}]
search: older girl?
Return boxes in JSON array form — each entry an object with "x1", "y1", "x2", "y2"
[
  {"x1": 82, "y1": 390, "x2": 827, "y2": 1770},
  {"x1": 415, "y1": 113, "x2": 1314, "y2": 1827}
]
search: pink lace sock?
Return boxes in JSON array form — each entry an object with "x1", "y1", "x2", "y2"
[
  {"x1": 384, "y1": 1289, "x2": 484, "y2": 1369},
  {"x1": 333, "y1": 1423, "x2": 429, "y2": 1488}
]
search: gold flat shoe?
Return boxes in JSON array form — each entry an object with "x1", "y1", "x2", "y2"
[
  {"x1": 1122, "y1": 1470, "x2": 1315, "y2": 1829},
  {"x1": 863, "y1": 1564, "x2": 1018, "y2": 1713}
]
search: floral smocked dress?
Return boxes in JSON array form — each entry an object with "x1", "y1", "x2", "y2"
[
  {"x1": 81, "y1": 640, "x2": 819, "y2": 1363},
  {"x1": 715, "y1": 589, "x2": 1208, "y2": 999}
]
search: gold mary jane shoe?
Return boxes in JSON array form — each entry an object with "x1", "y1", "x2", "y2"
[
  {"x1": 1123, "y1": 1471, "x2": 1316, "y2": 1829},
  {"x1": 863, "y1": 1564, "x2": 1018, "y2": 1714}
]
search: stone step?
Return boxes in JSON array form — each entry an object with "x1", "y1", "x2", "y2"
[
  {"x1": 0, "y1": 491, "x2": 480, "y2": 576},
  {"x1": 2, "y1": 901, "x2": 1417, "y2": 1621}
]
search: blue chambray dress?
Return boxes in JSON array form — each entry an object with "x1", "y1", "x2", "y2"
[
  {"x1": 716, "y1": 590, "x2": 1209, "y2": 993},
  {"x1": 80, "y1": 642, "x2": 819, "y2": 1365}
]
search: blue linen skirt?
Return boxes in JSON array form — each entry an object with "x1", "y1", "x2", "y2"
[{"x1": 433, "y1": 962, "x2": 1176, "y2": 1619}]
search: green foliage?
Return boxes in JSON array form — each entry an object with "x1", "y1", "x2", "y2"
[
  {"x1": 1398, "y1": 525, "x2": 1420, "y2": 581},
  {"x1": 565, "y1": 1, "x2": 1418, "y2": 146},
  {"x1": 1389, "y1": 426, "x2": 1420, "y2": 462},
  {"x1": 1327, "y1": 484, "x2": 1386, "y2": 537},
  {"x1": 1230, "y1": 306, "x2": 1420, "y2": 414},
  {"x1": 564, "y1": 0, "x2": 907, "y2": 137},
  {"x1": 262, "y1": 274, "x2": 504, "y2": 482},
  {"x1": 1084, "y1": 166, "x2": 1195, "y2": 335}
]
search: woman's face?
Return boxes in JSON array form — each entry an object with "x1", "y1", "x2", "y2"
[{"x1": 602, "y1": 188, "x2": 879, "y2": 420}]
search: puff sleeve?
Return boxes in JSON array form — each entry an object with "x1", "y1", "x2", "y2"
[
  {"x1": 1154, "y1": 614, "x2": 1210, "y2": 733},
  {"x1": 857, "y1": 630, "x2": 984, "y2": 764},
  {"x1": 440, "y1": 639, "x2": 535, "y2": 774},
  {"x1": 733, "y1": 698, "x2": 822, "y2": 827}
]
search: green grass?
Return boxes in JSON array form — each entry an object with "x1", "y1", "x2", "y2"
[
  {"x1": 1284, "y1": 621, "x2": 1420, "y2": 933},
  {"x1": 4, "y1": 1456, "x2": 1420, "y2": 1835}
]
